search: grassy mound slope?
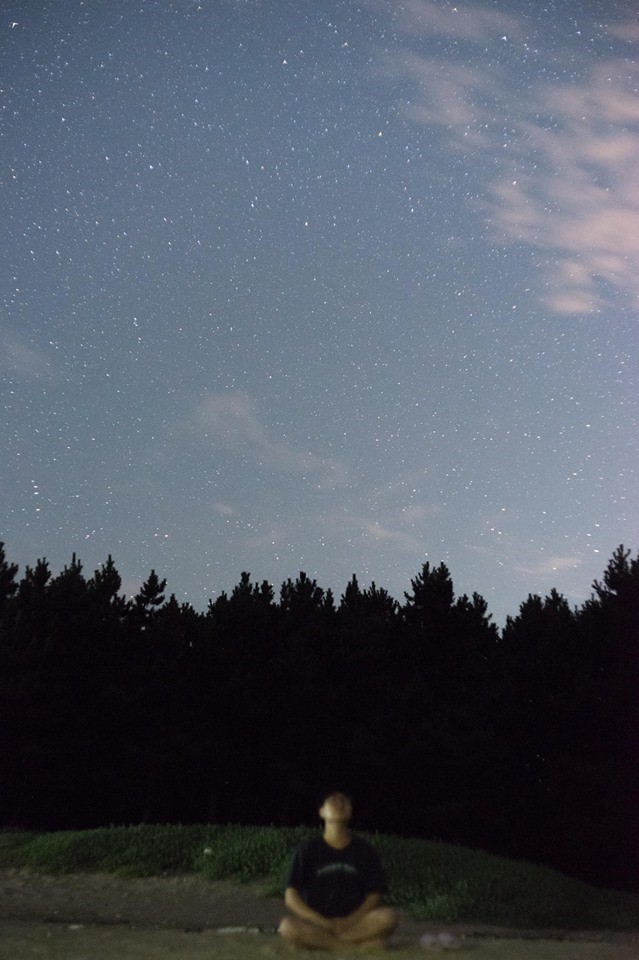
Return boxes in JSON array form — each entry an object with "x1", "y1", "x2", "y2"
[{"x1": 1, "y1": 825, "x2": 636, "y2": 930}]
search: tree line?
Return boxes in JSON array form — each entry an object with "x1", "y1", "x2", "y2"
[{"x1": 0, "y1": 542, "x2": 636, "y2": 891}]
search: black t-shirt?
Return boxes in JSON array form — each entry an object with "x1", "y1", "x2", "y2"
[{"x1": 286, "y1": 835, "x2": 387, "y2": 918}]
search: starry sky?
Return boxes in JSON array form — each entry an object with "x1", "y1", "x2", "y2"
[{"x1": 2, "y1": 0, "x2": 638, "y2": 627}]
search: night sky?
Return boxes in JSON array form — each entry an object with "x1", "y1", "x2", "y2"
[{"x1": 2, "y1": 0, "x2": 637, "y2": 627}]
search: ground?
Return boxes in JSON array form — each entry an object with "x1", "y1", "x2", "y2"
[{"x1": 0, "y1": 869, "x2": 637, "y2": 959}]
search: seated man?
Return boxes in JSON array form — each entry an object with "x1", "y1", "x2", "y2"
[{"x1": 279, "y1": 791, "x2": 398, "y2": 950}]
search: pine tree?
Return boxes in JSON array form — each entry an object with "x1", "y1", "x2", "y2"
[
  {"x1": 0, "y1": 542, "x2": 18, "y2": 614},
  {"x1": 133, "y1": 569, "x2": 167, "y2": 620}
]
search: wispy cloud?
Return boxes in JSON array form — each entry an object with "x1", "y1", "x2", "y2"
[
  {"x1": 608, "y1": 19, "x2": 639, "y2": 42},
  {"x1": 404, "y1": 0, "x2": 522, "y2": 41},
  {"x1": 320, "y1": 499, "x2": 440, "y2": 555},
  {"x1": 489, "y1": 63, "x2": 639, "y2": 314},
  {"x1": 468, "y1": 531, "x2": 584, "y2": 582},
  {"x1": 360, "y1": 518, "x2": 426, "y2": 551},
  {"x1": 194, "y1": 391, "x2": 350, "y2": 488},
  {"x1": 1, "y1": 334, "x2": 55, "y2": 379},
  {"x1": 513, "y1": 554, "x2": 582, "y2": 578},
  {"x1": 399, "y1": 55, "x2": 498, "y2": 141},
  {"x1": 213, "y1": 500, "x2": 237, "y2": 517},
  {"x1": 245, "y1": 521, "x2": 293, "y2": 550},
  {"x1": 383, "y1": 2, "x2": 639, "y2": 314}
]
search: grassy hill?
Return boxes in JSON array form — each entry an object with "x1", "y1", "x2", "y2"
[{"x1": 0, "y1": 824, "x2": 636, "y2": 930}]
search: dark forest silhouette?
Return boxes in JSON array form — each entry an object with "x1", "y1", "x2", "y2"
[{"x1": 1, "y1": 542, "x2": 637, "y2": 891}]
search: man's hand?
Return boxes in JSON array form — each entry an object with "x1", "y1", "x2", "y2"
[
  {"x1": 284, "y1": 887, "x2": 334, "y2": 930},
  {"x1": 327, "y1": 915, "x2": 354, "y2": 936},
  {"x1": 327, "y1": 893, "x2": 382, "y2": 939},
  {"x1": 284, "y1": 888, "x2": 384, "y2": 942}
]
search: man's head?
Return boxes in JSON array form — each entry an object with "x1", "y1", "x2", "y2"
[{"x1": 318, "y1": 790, "x2": 353, "y2": 824}]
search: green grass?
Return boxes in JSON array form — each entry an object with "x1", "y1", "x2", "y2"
[{"x1": 0, "y1": 825, "x2": 636, "y2": 931}]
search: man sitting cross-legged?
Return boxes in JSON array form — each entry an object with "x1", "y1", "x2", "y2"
[{"x1": 278, "y1": 791, "x2": 398, "y2": 951}]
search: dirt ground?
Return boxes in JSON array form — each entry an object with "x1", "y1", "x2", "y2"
[{"x1": 0, "y1": 869, "x2": 637, "y2": 960}]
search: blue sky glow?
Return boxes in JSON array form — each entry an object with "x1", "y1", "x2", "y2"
[{"x1": 2, "y1": 0, "x2": 638, "y2": 625}]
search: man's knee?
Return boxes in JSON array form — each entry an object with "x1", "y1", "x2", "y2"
[
  {"x1": 372, "y1": 905, "x2": 399, "y2": 934},
  {"x1": 278, "y1": 915, "x2": 314, "y2": 945},
  {"x1": 278, "y1": 916, "x2": 297, "y2": 942}
]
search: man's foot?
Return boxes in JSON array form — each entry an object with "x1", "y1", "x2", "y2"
[{"x1": 279, "y1": 916, "x2": 340, "y2": 950}]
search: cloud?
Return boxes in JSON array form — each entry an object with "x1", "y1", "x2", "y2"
[
  {"x1": 1, "y1": 334, "x2": 55, "y2": 379},
  {"x1": 194, "y1": 391, "x2": 350, "y2": 487},
  {"x1": 245, "y1": 522, "x2": 292, "y2": 550},
  {"x1": 360, "y1": 518, "x2": 425, "y2": 551},
  {"x1": 197, "y1": 392, "x2": 266, "y2": 446},
  {"x1": 393, "y1": 0, "x2": 523, "y2": 43},
  {"x1": 383, "y1": 4, "x2": 639, "y2": 313},
  {"x1": 488, "y1": 64, "x2": 639, "y2": 313},
  {"x1": 399, "y1": 55, "x2": 498, "y2": 140},
  {"x1": 213, "y1": 500, "x2": 237, "y2": 516},
  {"x1": 608, "y1": 20, "x2": 639, "y2": 42},
  {"x1": 400, "y1": 504, "x2": 440, "y2": 523},
  {"x1": 514, "y1": 554, "x2": 582, "y2": 578},
  {"x1": 320, "y1": 501, "x2": 437, "y2": 555}
]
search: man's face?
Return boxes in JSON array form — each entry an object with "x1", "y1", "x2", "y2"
[{"x1": 319, "y1": 792, "x2": 353, "y2": 823}]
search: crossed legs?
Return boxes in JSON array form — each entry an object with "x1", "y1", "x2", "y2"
[{"x1": 279, "y1": 906, "x2": 398, "y2": 950}]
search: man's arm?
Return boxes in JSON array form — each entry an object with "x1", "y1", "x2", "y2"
[
  {"x1": 284, "y1": 887, "x2": 334, "y2": 930},
  {"x1": 330, "y1": 892, "x2": 382, "y2": 933},
  {"x1": 285, "y1": 887, "x2": 382, "y2": 933}
]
